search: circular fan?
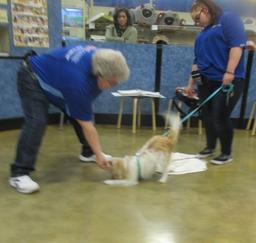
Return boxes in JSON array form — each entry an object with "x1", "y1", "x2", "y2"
[
  {"x1": 134, "y1": 4, "x2": 157, "y2": 25},
  {"x1": 142, "y1": 8, "x2": 152, "y2": 18},
  {"x1": 164, "y1": 17, "x2": 175, "y2": 25},
  {"x1": 157, "y1": 11, "x2": 180, "y2": 26}
]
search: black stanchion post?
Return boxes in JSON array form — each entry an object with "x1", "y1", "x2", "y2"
[
  {"x1": 239, "y1": 50, "x2": 254, "y2": 128},
  {"x1": 154, "y1": 44, "x2": 163, "y2": 114},
  {"x1": 61, "y1": 38, "x2": 66, "y2": 47}
]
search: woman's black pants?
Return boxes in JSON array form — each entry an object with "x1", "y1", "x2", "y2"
[{"x1": 198, "y1": 77, "x2": 244, "y2": 155}]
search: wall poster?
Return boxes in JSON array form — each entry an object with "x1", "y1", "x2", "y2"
[{"x1": 11, "y1": 0, "x2": 49, "y2": 48}]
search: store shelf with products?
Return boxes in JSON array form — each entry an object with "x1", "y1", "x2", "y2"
[{"x1": 134, "y1": 23, "x2": 201, "y2": 45}]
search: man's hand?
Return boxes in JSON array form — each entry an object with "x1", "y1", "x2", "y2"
[
  {"x1": 77, "y1": 119, "x2": 111, "y2": 171},
  {"x1": 95, "y1": 153, "x2": 111, "y2": 170}
]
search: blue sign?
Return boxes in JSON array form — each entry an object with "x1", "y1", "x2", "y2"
[
  {"x1": 94, "y1": 0, "x2": 150, "y2": 8},
  {"x1": 155, "y1": 0, "x2": 193, "y2": 11},
  {"x1": 93, "y1": 0, "x2": 256, "y2": 16}
]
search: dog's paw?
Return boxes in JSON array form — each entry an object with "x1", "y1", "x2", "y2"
[
  {"x1": 103, "y1": 180, "x2": 115, "y2": 185},
  {"x1": 158, "y1": 177, "x2": 168, "y2": 183},
  {"x1": 103, "y1": 179, "x2": 139, "y2": 186}
]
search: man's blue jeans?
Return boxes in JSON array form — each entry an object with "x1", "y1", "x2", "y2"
[
  {"x1": 11, "y1": 65, "x2": 93, "y2": 177},
  {"x1": 11, "y1": 66, "x2": 50, "y2": 176}
]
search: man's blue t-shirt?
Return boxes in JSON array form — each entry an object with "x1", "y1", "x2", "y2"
[
  {"x1": 194, "y1": 11, "x2": 247, "y2": 81},
  {"x1": 30, "y1": 45, "x2": 102, "y2": 121}
]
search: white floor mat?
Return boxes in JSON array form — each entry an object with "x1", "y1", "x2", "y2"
[{"x1": 168, "y1": 152, "x2": 207, "y2": 175}]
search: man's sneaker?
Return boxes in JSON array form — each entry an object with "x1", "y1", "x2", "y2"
[
  {"x1": 197, "y1": 148, "x2": 215, "y2": 158},
  {"x1": 9, "y1": 175, "x2": 39, "y2": 194},
  {"x1": 210, "y1": 154, "x2": 233, "y2": 165},
  {"x1": 79, "y1": 153, "x2": 112, "y2": 162}
]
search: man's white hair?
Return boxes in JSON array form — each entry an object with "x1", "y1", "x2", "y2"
[{"x1": 92, "y1": 49, "x2": 130, "y2": 83}]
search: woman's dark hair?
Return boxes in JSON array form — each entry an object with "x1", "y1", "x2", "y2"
[
  {"x1": 113, "y1": 8, "x2": 133, "y2": 28},
  {"x1": 192, "y1": 0, "x2": 223, "y2": 24}
]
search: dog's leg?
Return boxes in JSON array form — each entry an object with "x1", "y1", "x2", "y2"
[
  {"x1": 159, "y1": 157, "x2": 172, "y2": 183},
  {"x1": 159, "y1": 169, "x2": 169, "y2": 183},
  {"x1": 103, "y1": 179, "x2": 138, "y2": 186}
]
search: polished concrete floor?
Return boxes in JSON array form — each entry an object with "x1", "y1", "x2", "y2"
[{"x1": 0, "y1": 124, "x2": 256, "y2": 243}]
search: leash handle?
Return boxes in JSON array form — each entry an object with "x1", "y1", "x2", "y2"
[
  {"x1": 163, "y1": 84, "x2": 232, "y2": 137},
  {"x1": 222, "y1": 83, "x2": 234, "y2": 106},
  {"x1": 179, "y1": 86, "x2": 223, "y2": 124},
  {"x1": 222, "y1": 83, "x2": 234, "y2": 93}
]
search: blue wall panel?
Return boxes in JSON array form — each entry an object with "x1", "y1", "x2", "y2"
[
  {"x1": 0, "y1": 41, "x2": 255, "y2": 120},
  {"x1": 158, "y1": 45, "x2": 194, "y2": 114},
  {"x1": 94, "y1": 43, "x2": 156, "y2": 114},
  {"x1": 0, "y1": 60, "x2": 22, "y2": 119}
]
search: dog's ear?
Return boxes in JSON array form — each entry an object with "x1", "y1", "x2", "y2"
[
  {"x1": 109, "y1": 157, "x2": 123, "y2": 167},
  {"x1": 111, "y1": 159, "x2": 126, "y2": 179}
]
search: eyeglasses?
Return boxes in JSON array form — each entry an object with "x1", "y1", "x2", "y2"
[{"x1": 194, "y1": 9, "x2": 203, "y2": 24}]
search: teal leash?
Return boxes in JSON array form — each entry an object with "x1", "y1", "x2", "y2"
[
  {"x1": 222, "y1": 83, "x2": 234, "y2": 105},
  {"x1": 135, "y1": 153, "x2": 142, "y2": 180},
  {"x1": 163, "y1": 84, "x2": 234, "y2": 137}
]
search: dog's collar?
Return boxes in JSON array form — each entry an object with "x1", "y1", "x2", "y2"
[{"x1": 135, "y1": 153, "x2": 142, "y2": 180}]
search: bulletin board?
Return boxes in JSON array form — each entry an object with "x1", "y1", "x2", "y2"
[{"x1": 11, "y1": 0, "x2": 49, "y2": 48}]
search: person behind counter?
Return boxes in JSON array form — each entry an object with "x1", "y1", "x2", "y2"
[{"x1": 105, "y1": 8, "x2": 138, "y2": 44}]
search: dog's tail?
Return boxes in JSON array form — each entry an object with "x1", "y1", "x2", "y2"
[
  {"x1": 159, "y1": 113, "x2": 181, "y2": 184},
  {"x1": 165, "y1": 112, "x2": 181, "y2": 144}
]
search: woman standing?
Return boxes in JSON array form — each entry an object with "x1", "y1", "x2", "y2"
[
  {"x1": 186, "y1": 0, "x2": 247, "y2": 164},
  {"x1": 105, "y1": 8, "x2": 137, "y2": 44}
]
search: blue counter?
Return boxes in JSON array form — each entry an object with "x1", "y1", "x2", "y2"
[{"x1": 0, "y1": 42, "x2": 255, "y2": 121}]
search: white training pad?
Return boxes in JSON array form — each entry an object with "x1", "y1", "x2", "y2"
[{"x1": 168, "y1": 152, "x2": 207, "y2": 175}]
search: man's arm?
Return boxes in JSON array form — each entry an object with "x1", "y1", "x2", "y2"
[{"x1": 76, "y1": 119, "x2": 110, "y2": 170}]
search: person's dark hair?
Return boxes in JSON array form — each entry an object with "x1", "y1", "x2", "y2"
[
  {"x1": 113, "y1": 8, "x2": 133, "y2": 29},
  {"x1": 191, "y1": 0, "x2": 223, "y2": 24}
]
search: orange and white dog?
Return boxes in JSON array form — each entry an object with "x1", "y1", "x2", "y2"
[{"x1": 104, "y1": 114, "x2": 181, "y2": 186}]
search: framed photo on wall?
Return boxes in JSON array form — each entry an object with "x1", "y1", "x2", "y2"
[{"x1": 11, "y1": 0, "x2": 49, "y2": 48}]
